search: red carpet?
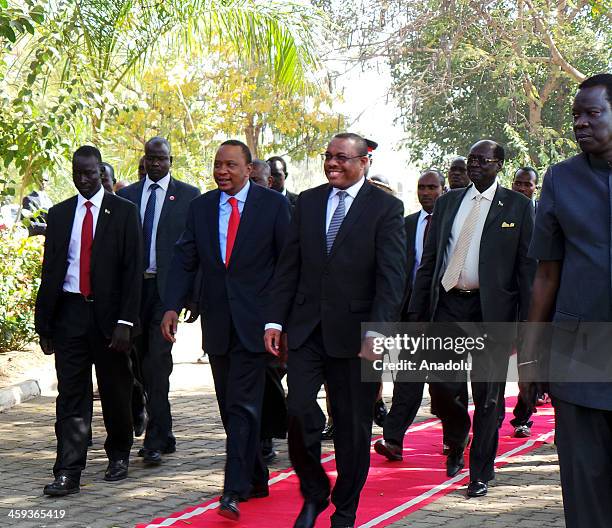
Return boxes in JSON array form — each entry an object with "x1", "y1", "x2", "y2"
[{"x1": 137, "y1": 396, "x2": 555, "y2": 528}]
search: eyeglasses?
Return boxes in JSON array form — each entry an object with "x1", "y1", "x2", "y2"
[
  {"x1": 467, "y1": 155, "x2": 499, "y2": 166},
  {"x1": 320, "y1": 153, "x2": 367, "y2": 163}
]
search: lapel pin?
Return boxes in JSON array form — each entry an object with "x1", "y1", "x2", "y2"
[
  {"x1": 104, "y1": 208, "x2": 111, "y2": 214},
  {"x1": 169, "y1": 195, "x2": 175, "y2": 201},
  {"x1": 498, "y1": 201, "x2": 503, "y2": 207}
]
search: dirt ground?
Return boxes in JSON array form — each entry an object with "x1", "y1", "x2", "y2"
[{"x1": 0, "y1": 344, "x2": 54, "y2": 388}]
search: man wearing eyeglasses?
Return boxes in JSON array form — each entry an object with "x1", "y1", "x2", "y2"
[
  {"x1": 408, "y1": 139, "x2": 536, "y2": 498},
  {"x1": 264, "y1": 133, "x2": 406, "y2": 528}
]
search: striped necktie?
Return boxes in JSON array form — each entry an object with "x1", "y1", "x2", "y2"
[
  {"x1": 441, "y1": 194, "x2": 482, "y2": 291},
  {"x1": 326, "y1": 190, "x2": 346, "y2": 254}
]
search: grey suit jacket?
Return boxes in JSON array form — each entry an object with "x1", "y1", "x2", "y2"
[
  {"x1": 117, "y1": 177, "x2": 200, "y2": 305},
  {"x1": 408, "y1": 184, "x2": 536, "y2": 324}
]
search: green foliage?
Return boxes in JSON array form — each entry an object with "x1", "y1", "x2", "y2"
[{"x1": 0, "y1": 228, "x2": 43, "y2": 352}]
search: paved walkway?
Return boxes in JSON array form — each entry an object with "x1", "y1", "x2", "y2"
[{"x1": 0, "y1": 322, "x2": 565, "y2": 528}]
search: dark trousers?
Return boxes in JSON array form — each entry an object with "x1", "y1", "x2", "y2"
[
  {"x1": 555, "y1": 398, "x2": 612, "y2": 528},
  {"x1": 135, "y1": 278, "x2": 175, "y2": 451},
  {"x1": 208, "y1": 326, "x2": 269, "y2": 497},
  {"x1": 287, "y1": 326, "x2": 379, "y2": 527},
  {"x1": 431, "y1": 289, "x2": 507, "y2": 481},
  {"x1": 383, "y1": 379, "x2": 424, "y2": 446},
  {"x1": 53, "y1": 294, "x2": 133, "y2": 479},
  {"x1": 261, "y1": 363, "x2": 288, "y2": 440}
]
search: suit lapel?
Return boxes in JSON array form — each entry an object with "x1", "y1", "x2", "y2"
[
  {"x1": 327, "y1": 181, "x2": 372, "y2": 260},
  {"x1": 58, "y1": 197, "x2": 78, "y2": 260},
  {"x1": 227, "y1": 183, "x2": 262, "y2": 268},
  {"x1": 482, "y1": 185, "x2": 506, "y2": 236},
  {"x1": 91, "y1": 193, "x2": 112, "y2": 267},
  {"x1": 440, "y1": 187, "x2": 470, "y2": 249},
  {"x1": 134, "y1": 179, "x2": 146, "y2": 210},
  {"x1": 206, "y1": 190, "x2": 223, "y2": 267},
  {"x1": 157, "y1": 178, "x2": 176, "y2": 231}
]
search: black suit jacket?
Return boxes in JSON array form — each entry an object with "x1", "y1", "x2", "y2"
[
  {"x1": 165, "y1": 183, "x2": 291, "y2": 354},
  {"x1": 117, "y1": 177, "x2": 200, "y2": 304},
  {"x1": 286, "y1": 190, "x2": 298, "y2": 207},
  {"x1": 268, "y1": 181, "x2": 407, "y2": 358},
  {"x1": 400, "y1": 211, "x2": 420, "y2": 319},
  {"x1": 408, "y1": 185, "x2": 536, "y2": 323},
  {"x1": 35, "y1": 192, "x2": 143, "y2": 339}
]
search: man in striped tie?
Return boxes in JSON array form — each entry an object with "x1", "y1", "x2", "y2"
[
  {"x1": 407, "y1": 140, "x2": 536, "y2": 497},
  {"x1": 265, "y1": 133, "x2": 407, "y2": 528},
  {"x1": 161, "y1": 140, "x2": 291, "y2": 521}
]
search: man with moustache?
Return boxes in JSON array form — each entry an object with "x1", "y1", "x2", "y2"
[
  {"x1": 117, "y1": 137, "x2": 200, "y2": 464},
  {"x1": 512, "y1": 167, "x2": 539, "y2": 207},
  {"x1": 408, "y1": 140, "x2": 535, "y2": 497},
  {"x1": 374, "y1": 168, "x2": 445, "y2": 461},
  {"x1": 447, "y1": 156, "x2": 470, "y2": 189},
  {"x1": 267, "y1": 155, "x2": 298, "y2": 206},
  {"x1": 519, "y1": 73, "x2": 612, "y2": 527},
  {"x1": 161, "y1": 140, "x2": 290, "y2": 521},
  {"x1": 35, "y1": 146, "x2": 142, "y2": 496},
  {"x1": 265, "y1": 133, "x2": 406, "y2": 528}
]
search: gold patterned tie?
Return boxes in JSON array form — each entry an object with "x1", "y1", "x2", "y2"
[{"x1": 441, "y1": 195, "x2": 482, "y2": 292}]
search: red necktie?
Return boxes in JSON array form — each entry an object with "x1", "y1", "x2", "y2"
[
  {"x1": 225, "y1": 197, "x2": 240, "y2": 267},
  {"x1": 422, "y1": 214, "x2": 432, "y2": 250},
  {"x1": 80, "y1": 201, "x2": 93, "y2": 297}
]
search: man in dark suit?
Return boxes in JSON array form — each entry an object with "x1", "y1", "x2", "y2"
[
  {"x1": 408, "y1": 140, "x2": 536, "y2": 497},
  {"x1": 267, "y1": 155, "x2": 298, "y2": 206},
  {"x1": 375, "y1": 168, "x2": 444, "y2": 461},
  {"x1": 264, "y1": 132, "x2": 406, "y2": 528},
  {"x1": 519, "y1": 74, "x2": 612, "y2": 528},
  {"x1": 161, "y1": 140, "x2": 290, "y2": 521},
  {"x1": 35, "y1": 145, "x2": 142, "y2": 496},
  {"x1": 117, "y1": 137, "x2": 200, "y2": 464}
]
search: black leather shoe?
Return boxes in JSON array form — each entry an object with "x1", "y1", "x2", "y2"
[
  {"x1": 104, "y1": 459, "x2": 129, "y2": 481},
  {"x1": 142, "y1": 449, "x2": 162, "y2": 465},
  {"x1": 321, "y1": 422, "x2": 335, "y2": 440},
  {"x1": 446, "y1": 450, "x2": 465, "y2": 477},
  {"x1": 373, "y1": 399, "x2": 388, "y2": 428},
  {"x1": 133, "y1": 408, "x2": 148, "y2": 437},
  {"x1": 43, "y1": 475, "x2": 80, "y2": 496},
  {"x1": 374, "y1": 439, "x2": 403, "y2": 461},
  {"x1": 218, "y1": 493, "x2": 240, "y2": 521},
  {"x1": 138, "y1": 442, "x2": 175, "y2": 457},
  {"x1": 466, "y1": 479, "x2": 488, "y2": 497},
  {"x1": 294, "y1": 498, "x2": 329, "y2": 528},
  {"x1": 240, "y1": 482, "x2": 270, "y2": 502},
  {"x1": 262, "y1": 438, "x2": 277, "y2": 464}
]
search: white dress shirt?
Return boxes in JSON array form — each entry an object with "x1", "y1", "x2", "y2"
[
  {"x1": 325, "y1": 177, "x2": 365, "y2": 232},
  {"x1": 63, "y1": 186, "x2": 133, "y2": 326},
  {"x1": 219, "y1": 180, "x2": 250, "y2": 264},
  {"x1": 443, "y1": 181, "x2": 498, "y2": 290},
  {"x1": 266, "y1": 177, "x2": 366, "y2": 332},
  {"x1": 140, "y1": 173, "x2": 170, "y2": 273},
  {"x1": 413, "y1": 209, "x2": 431, "y2": 284},
  {"x1": 63, "y1": 187, "x2": 104, "y2": 293}
]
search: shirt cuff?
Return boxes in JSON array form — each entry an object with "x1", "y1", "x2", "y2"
[
  {"x1": 117, "y1": 320, "x2": 133, "y2": 327},
  {"x1": 265, "y1": 323, "x2": 283, "y2": 332},
  {"x1": 365, "y1": 330, "x2": 385, "y2": 339}
]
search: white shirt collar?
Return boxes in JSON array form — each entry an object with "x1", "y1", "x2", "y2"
[
  {"x1": 77, "y1": 186, "x2": 104, "y2": 209},
  {"x1": 465, "y1": 180, "x2": 497, "y2": 202},
  {"x1": 418, "y1": 209, "x2": 432, "y2": 222},
  {"x1": 221, "y1": 179, "x2": 251, "y2": 205},
  {"x1": 329, "y1": 176, "x2": 366, "y2": 200},
  {"x1": 144, "y1": 173, "x2": 171, "y2": 193},
  {"x1": 281, "y1": 188, "x2": 287, "y2": 196}
]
